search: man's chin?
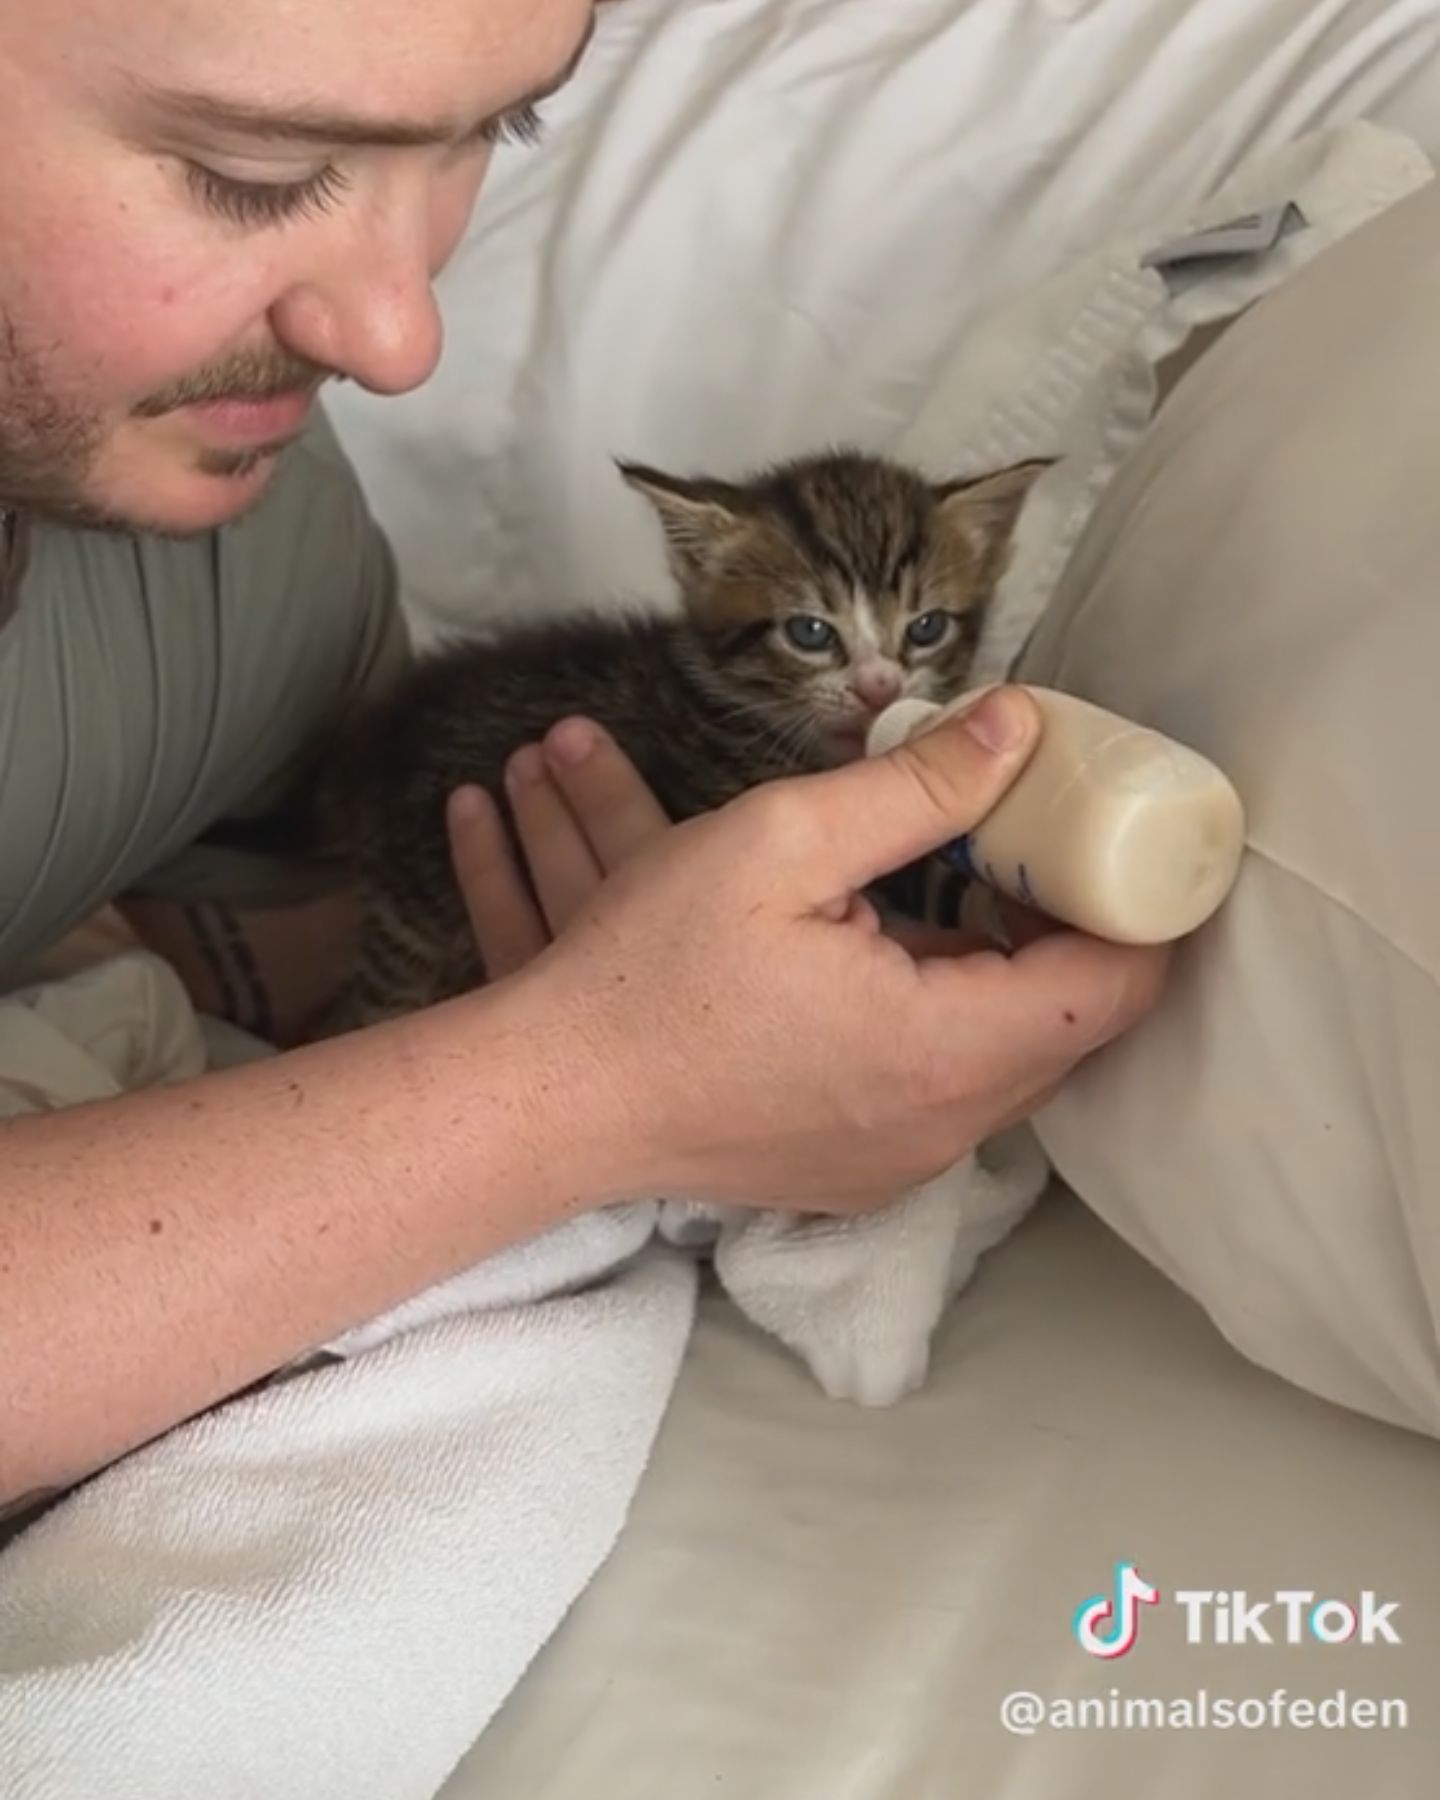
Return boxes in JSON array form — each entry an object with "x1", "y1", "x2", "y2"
[{"x1": 75, "y1": 432, "x2": 294, "y2": 537}]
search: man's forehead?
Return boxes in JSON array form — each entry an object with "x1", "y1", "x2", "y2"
[
  {"x1": 46, "y1": 0, "x2": 593, "y2": 130},
  {"x1": 124, "y1": 6, "x2": 595, "y2": 152}
]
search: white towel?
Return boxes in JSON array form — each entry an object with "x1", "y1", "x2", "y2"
[
  {"x1": 0, "y1": 955, "x2": 695, "y2": 1800},
  {"x1": 0, "y1": 1232, "x2": 694, "y2": 1800}
]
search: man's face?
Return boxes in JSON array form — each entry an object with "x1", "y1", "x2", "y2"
[{"x1": 0, "y1": 0, "x2": 591, "y2": 534}]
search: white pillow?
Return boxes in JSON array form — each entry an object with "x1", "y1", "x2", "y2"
[
  {"x1": 326, "y1": 0, "x2": 1440, "y2": 647},
  {"x1": 1017, "y1": 176, "x2": 1440, "y2": 1438}
]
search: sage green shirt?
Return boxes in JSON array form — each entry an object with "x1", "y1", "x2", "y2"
[{"x1": 0, "y1": 408, "x2": 409, "y2": 987}]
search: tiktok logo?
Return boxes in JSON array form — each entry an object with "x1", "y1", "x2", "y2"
[
  {"x1": 1070, "y1": 1564, "x2": 1398, "y2": 1658},
  {"x1": 1073, "y1": 1561, "x2": 1161, "y2": 1659}
]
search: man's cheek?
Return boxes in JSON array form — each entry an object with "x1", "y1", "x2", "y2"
[
  {"x1": 71, "y1": 259, "x2": 268, "y2": 396},
  {"x1": 35, "y1": 175, "x2": 264, "y2": 368}
]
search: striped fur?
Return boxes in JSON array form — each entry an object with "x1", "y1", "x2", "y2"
[{"x1": 314, "y1": 448, "x2": 1048, "y2": 1033}]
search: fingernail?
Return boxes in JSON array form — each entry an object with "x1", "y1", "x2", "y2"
[
  {"x1": 450, "y1": 785, "x2": 486, "y2": 822},
  {"x1": 545, "y1": 718, "x2": 598, "y2": 767},
  {"x1": 960, "y1": 688, "x2": 1031, "y2": 753},
  {"x1": 506, "y1": 744, "x2": 545, "y2": 787}
]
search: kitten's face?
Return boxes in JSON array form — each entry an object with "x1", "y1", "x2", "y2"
[{"x1": 621, "y1": 450, "x2": 1050, "y2": 762}]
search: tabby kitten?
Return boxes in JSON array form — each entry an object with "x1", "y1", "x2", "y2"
[{"x1": 318, "y1": 449, "x2": 1048, "y2": 1031}]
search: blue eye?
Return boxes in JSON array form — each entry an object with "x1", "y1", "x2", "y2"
[
  {"x1": 782, "y1": 614, "x2": 839, "y2": 653},
  {"x1": 906, "y1": 611, "x2": 952, "y2": 649}
]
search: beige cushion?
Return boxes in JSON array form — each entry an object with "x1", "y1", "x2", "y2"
[{"x1": 1017, "y1": 176, "x2": 1440, "y2": 1438}]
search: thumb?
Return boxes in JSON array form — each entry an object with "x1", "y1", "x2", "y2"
[{"x1": 797, "y1": 685, "x2": 1043, "y2": 893}]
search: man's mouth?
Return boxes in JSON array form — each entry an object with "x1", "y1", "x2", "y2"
[{"x1": 177, "y1": 389, "x2": 316, "y2": 448}]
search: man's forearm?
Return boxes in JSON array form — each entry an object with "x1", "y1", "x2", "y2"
[{"x1": 0, "y1": 981, "x2": 613, "y2": 1506}]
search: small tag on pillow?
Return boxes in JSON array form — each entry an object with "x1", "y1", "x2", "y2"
[{"x1": 1142, "y1": 202, "x2": 1307, "y2": 272}]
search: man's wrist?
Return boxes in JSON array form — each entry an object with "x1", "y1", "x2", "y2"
[
  {"x1": 119, "y1": 891, "x2": 360, "y2": 1048},
  {"x1": 406, "y1": 971, "x2": 654, "y2": 1236}
]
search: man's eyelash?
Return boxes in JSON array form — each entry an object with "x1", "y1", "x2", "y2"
[
  {"x1": 186, "y1": 161, "x2": 353, "y2": 229},
  {"x1": 184, "y1": 100, "x2": 543, "y2": 227},
  {"x1": 480, "y1": 102, "x2": 545, "y2": 148}
]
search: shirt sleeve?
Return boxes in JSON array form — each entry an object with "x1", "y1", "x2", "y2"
[{"x1": 121, "y1": 405, "x2": 413, "y2": 909}]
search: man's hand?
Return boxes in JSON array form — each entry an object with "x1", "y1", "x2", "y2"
[
  {"x1": 446, "y1": 689, "x2": 1169, "y2": 1217},
  {"x1": 446, "y1": 714, "x2": 1014, "y2": 975},
  {"x1": 446, "y1": 715, "x2": 672, "y2": 979}
]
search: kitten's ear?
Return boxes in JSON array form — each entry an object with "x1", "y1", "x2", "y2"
[
  {"x1": 933, "y1": 457, "x2": 1054, "y2": 580},
  {"x1": 618, "y1": 461, "x2": 749, "y2": 586}
]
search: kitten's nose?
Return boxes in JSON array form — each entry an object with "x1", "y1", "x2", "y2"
[{"x1": 851, "y1": 665, "x2": 904, "y2": 712}]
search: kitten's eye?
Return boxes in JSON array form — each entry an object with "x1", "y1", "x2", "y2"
[
  {"x1": 906, "y1": 611, "x2": 954, "y2": 649},
  {"x1": 782, "y1": 615, "x2": 839, "y2": 654}
]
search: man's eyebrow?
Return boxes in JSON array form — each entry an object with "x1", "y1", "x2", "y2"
[{"x1": 131, "y1": 19, "x2": 593, "y2": 150}]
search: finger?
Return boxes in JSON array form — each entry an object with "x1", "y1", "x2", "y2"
[
  {"x1": 991, "y1": 894, "x2": 1061, "y2": 949},
  {"x1": 929, "y1": 928, "x2": 1171, "y2": 1067},
  {"x1": 775, "y1": 686, "x2": 1044, "y2": 895},
  {"x1": 1009, "y1": 932, "x2": 1172, "y2": 1054},
  {"x1": 504, "y1": 743, "x2": 605, "y2": 934},
  {"x1": 883, "y1": 919, "x2": 992, "y2": 959},
  {"x1": 447, "y1": 785, "x2": 549, "y2": 978},
  {"x1": 819, "y1": 892, "x2": 882, "y2": 930},
  {"x1": 988, "y1": 1076, "x2": 1067, "y2": 1135},
  {"x1": 957, "y1": 886, "x2": 1061, "y2": 950},
  {"x1": 540, "y1": 717, "x2": 671, "y2": 873}
]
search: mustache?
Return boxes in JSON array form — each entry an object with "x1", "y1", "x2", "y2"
[{"x1": 134, "y1": 350, "x2": 335, "y2": 418}]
